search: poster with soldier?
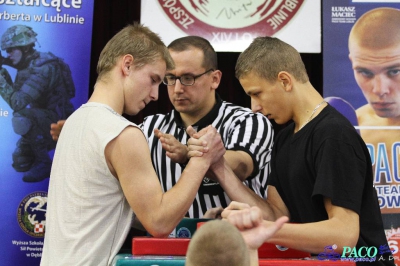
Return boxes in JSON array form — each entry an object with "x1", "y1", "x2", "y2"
[
  {"x1": 0, "y1": 2, "x2": 94, "y2": 265},
  {"x1": 323, "y1": 0, "x2": 400, "y2": 262}
]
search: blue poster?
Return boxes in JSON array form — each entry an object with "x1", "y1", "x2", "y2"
[
  {"x1": 0, "y1": 1, "x2": 94, "y2": 265},
  {"x1": 323, "y1": 0, "x2": 400, "y2": 242}
]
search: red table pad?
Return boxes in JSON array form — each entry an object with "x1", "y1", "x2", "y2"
[
  {"x1": 132, "y1": 237, "x2": 311, "y2": 259},
  {"x1": 132, "y1": 237, "x2": 190, "y2": 256},
  {"x1": 258, "y1": 243, "x2": 310, "y2": 258}
]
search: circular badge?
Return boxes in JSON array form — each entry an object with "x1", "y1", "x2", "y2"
[
  {"x1": 158, "y1": 0, "x2": 304, "y2": 42},
  {"x1": 177, "y1": 227, "x2": 192, "y2": 238},
  {"x1": 17, "y1": 191, "x2": 47, "y2": 238}
]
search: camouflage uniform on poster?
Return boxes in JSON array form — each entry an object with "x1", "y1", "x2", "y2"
[{"x1": 0, "y1": 25, "x2": 75, "y2": 182}]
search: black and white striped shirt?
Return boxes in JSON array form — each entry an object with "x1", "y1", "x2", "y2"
[{"x1": 140, "y1": 95, "x2": 273, "y2": 218}]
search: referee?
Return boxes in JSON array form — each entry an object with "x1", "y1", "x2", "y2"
[{"x1": 141, "y1": 36, "x2": 274, "y2": 218}]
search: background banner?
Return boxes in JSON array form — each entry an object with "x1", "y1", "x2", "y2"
[
  {"x1": 0, "y1": 1, "x2": 94, "y2": 265},
  {"x1": 323, "y1": 0, "x2": 400, "y2": 260},
  {"x1": 141, "y1": 0, "x2": 321, "y2": 52}
]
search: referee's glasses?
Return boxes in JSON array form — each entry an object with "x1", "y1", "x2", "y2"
[{"x1": 162, "y1": 69, "x2": 214, "y2": 86}]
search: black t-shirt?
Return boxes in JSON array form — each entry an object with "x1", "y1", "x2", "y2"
[{"x1": 268, "y1": 105, "x2": 393, "y2": 265}]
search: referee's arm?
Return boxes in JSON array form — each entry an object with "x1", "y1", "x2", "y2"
[
  {"x1": 223, "y1": 150, "x2": 254, "y2": 181},
  {"x1": 220, "y1": 112, "x2": 273, "y2": 182}
]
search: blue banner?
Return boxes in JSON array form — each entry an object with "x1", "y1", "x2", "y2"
[
  {"x1": 323, "y1": 1, "x2": 400, "y2": 260},
  {"x1": 0, "y1": 1, "x2": 94, "y2": 265}
]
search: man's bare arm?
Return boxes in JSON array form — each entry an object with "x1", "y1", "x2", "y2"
[
  {"x1": 224, "y1": 198, "x2": 359, "y2": 255},
  {"x1": 107, "y1": 126, "x2": 225, "y2": 237},
  {"x1": 184, "y1": 126, "x2": 255, "y2": 180},
  {"x1": 223, "y1": 150, "x2": 254, "y2": 181}
]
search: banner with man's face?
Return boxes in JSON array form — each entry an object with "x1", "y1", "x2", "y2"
[{"x1": 323, "y1": 0, "x2": 400, "y2": 260}]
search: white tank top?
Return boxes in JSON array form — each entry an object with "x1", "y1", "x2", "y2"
[{"x1": 41, "y1": 102, "x2": 138, "y2": 266}]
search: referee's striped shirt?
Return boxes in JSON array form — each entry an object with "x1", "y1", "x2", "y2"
[{"x1": 140, "y1": 95, "x2": 274, "y2": 218}]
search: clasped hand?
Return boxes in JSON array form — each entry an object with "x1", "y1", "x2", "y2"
[
  {"x1": 155, "y1": 125, "x2": 225, "y2": 166},
  {"x1": 154, "y1": 128, "x2": 189, "y2": 164},
  {"x1": 186, "y1": 125, "x2": 225, "y2": 165},
  {"x1": 222, "y1": 201, "x2": 289, "y2": 250}
]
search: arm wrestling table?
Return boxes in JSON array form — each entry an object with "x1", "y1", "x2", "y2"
[{"x1": 111, "y1": 237, "x2": 355, "y2": 266}]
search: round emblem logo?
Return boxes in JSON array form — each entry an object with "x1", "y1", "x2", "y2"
[
  {"x1": 17, "y1": 191, "x2": 47, "y2": 238},
  {"x1": 158, "y1": 0, "x2": 304, "y2": 42},
  {"x1": 177, "y1": 227, "x2": 192, "y2": 238}
]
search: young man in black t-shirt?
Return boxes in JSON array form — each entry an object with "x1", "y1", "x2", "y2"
[{"x1": 189, "y1": 37, "x2": 394, "y2": 265}]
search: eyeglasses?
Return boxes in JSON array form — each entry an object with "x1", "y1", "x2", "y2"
[{"x1": 162, "y1": 69, "x2": 214, "y2": 86}]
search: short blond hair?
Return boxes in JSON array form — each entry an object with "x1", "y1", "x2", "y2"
[
  {"x1": 96, "y1": 23, "x2": 174, "y2": 81},
  {"x1": 236, "y1": 36, "x2": 308, "y2": 83},
  {"x1": 186, "y1": 220, "x2": 249, "y2": 266}
]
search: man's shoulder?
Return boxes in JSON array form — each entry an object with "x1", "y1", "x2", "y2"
[
  {"x1": 219, "y1": 101, "x2": 270, "y2": 125},
  {"x1": 118, "y1": 125, "x2": 145, "y2": 139},
  {"x1": 221, "y1": 101, "x2": 250, "y2": 111},
  {"x1": 31, "y1": 52, "x2": 60, "y2": 66},
  {"x1": 143, "y1": 112, "x2": 173, "y2": 123},
  {"x1": 220, "y1": 101, "x2": 264, "y2": 117},
  {"x1": 141, "y1": 112, "x2": 176, "y2": 135}
]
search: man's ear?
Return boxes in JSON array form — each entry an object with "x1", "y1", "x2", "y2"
[
  {"x1": 277, "y1": 71, "x2": 292, "y2": 92},
  {"x1": 211, "y1": 70, "x2": 222, "y2": 90},
  {"x1": 122, "y1": 54, "x2": 134, "y2": 76}
]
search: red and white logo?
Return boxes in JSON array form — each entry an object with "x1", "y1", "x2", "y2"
[
  {"x1": 17, "y1": 191, "x2": 47, "y2": 238},
  {"x1": 158, "y1": 0, "x2": 304, "y2": 43},
  {"x1": 34, "y1": 223, "x2": 44, "y2": 233}
]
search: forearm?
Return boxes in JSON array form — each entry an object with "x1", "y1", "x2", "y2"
[
  {"x1": 224, "y1": 150, "x2": 254, "y2": 181},
  {"x1": 265, "y1": 219, "x2": 359, "y2": 254},
  {"x1": 210, "y1": 158, "x2": 276, "y2": 220},
  {"x1": 145, "y1": 157, "x2": 210, "y2": 237},
  {"x1": 144, "y1": 125, "x2": 225, "y2": 236}
]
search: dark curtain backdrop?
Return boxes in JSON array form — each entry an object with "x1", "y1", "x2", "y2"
[{"x1": 90, "y1": 0, "x2": 322, "y2": 133}]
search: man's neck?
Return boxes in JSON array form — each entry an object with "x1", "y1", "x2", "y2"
[
  {"x1": 180, "y1": 113, "x2": 204, "y2": 128},
  {"x1": 179, "y1": 96, "x2": 218, "y2": 128},
  {"x1": 88, "y1": 81, "x2": 123, "y2": 115}
]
